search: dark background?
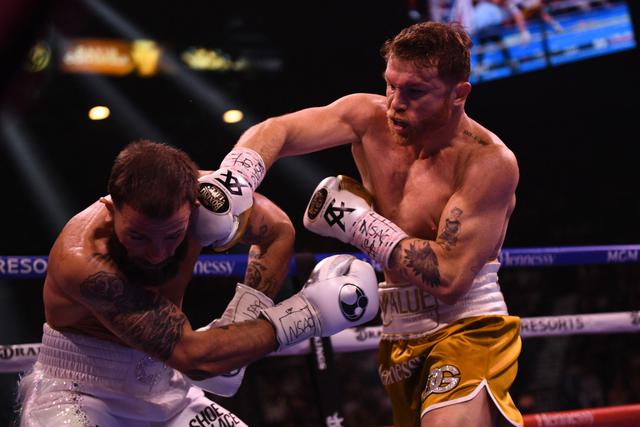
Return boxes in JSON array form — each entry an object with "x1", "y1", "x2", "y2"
[{"x1": 1, "y1": 1, "x2": 639, "y2": 425}]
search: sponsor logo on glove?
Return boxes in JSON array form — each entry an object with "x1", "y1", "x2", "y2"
[
  {"x1": 199, "y1": 183, "x2": 230, "y2": 214},
  {"x1": 307, "y1": 188, "x2": 328, "y2": 220},
  {"x1": 339, "y1": 283, "x2": 369, "y2": 322}
]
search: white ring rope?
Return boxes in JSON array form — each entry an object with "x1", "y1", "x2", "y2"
[{"x1": 2, "y1": 311, "x2": 638, "y2": 373}]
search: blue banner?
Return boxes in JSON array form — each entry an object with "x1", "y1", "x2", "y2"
[
  {"x1": 498, "y1": 245, "x2": 640, "y2": 267},
  {"x1": 2, "y1": 245, "x2": 639, "y2": 278},
  {"x1": 0, "y1": 256, "x2": 49, "y2": 279}
]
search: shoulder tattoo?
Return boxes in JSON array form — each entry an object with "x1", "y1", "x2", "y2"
[
  {"x1": 79, "y1": 271, "x2": 186, "y2": 361},
  {"x1": 462, "y1": 129, "x2": 489, "y2": 146}
]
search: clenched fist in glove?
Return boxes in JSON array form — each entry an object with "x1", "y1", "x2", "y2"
[
  {"x1": 304, "y1": 175, "x2": 408, "y2": 268},
  {"x1": 189, "y1": 284, "x2": 274, "y2": 397},
  {"x1": 196, "y1": 148, "x2": 266, "y2": 251},
  {"x1": 260, "y1": 254, "x2": 378, "y2": 350}
]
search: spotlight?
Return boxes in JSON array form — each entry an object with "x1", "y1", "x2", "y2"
[
  {"x1": 88, "y1": 106, "x2": 110, "y2": 120},
  {"x1": 223, "y1": 109, "x2": 243, "y2": 124}
]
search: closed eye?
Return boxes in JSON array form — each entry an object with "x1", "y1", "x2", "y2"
[
  {"x1": 166, "y1": 230, "x2": 184, "y2": 240},
  {"x1": 407, "y1": 88, "x2": 426, "y2": 97},
  {"x1": 128, "y1": 232, "x2": 146, "y2": 241}
]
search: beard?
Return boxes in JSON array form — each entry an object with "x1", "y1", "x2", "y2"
[
  {"x1": 106, "y1": 231, "x2": 188, "y2": 287},
  {"x1": 389, "y1": 98, "x2": 453, "y2": 146}
]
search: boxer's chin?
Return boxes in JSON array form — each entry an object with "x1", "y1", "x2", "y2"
[{"x1": 107, "y1": 234, "x2": 187, "y2": 287}]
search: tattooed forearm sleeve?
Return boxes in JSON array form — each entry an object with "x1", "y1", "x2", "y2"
[
  {"x1": 403, "y1": 241, "x2": 441, "y2": 288},
  {"x1": 242, "y1": 213, "x2": 291, "y2": 298},
  {"x1": 244, "y1": 245, "x2": 281, "y2": 298},
  {"x1": 79, "y1": 271, "x2": 187, "y2": 361}
]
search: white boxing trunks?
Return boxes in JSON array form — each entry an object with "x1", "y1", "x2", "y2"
[{"x1": 18, "y1": 324, "x2": 247, "y2": 427}]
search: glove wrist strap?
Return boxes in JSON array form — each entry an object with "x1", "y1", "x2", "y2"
[
  {"x1": 260, "y1": 294, "x2": 320, "y2": 351},
  {"x1": 351, "y1": 210, "x2": 408, "y2": 269},
  {"x1": 220, "y1": 148, "x2": 266, "y2": 191},
  {"x1": 221, "y1": 283, "x2": 274, "y2": 324}
]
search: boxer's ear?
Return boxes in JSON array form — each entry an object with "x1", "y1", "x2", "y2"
[
  {"x1": 451, "y1": 81, "x2": 471, "y2": 106},
  {"x1": 100, "y1": 196, "x2": 115, "y2": 220}
]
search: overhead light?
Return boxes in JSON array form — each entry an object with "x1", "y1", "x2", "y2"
[
  {"x1": 88, "y1": 105, "x2": 110, "y2": 120},
  {"x1": 223, "y1": 109, "x2": 243, "y2": 124}
]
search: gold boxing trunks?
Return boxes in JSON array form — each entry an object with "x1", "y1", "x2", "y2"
[{"x1": 378, "y1": 315, "x2": 523, "y2": 427}]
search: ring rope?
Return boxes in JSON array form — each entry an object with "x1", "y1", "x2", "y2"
[
  {"x1": 522, "y1": 403, "x2": 640, "y2": 427},
  {"x1": 381, "y1": 404, "x2": 640, "y2": 427},
  {"x1": 1, "y1": 244, "x2": 639, "y2": 279},
  {"x1": 2, "y1": 310, "x2": 638, "y2": 373}
]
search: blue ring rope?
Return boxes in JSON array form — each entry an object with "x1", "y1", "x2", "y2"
[{"x1": 1, "y1": 245, "x2": 638, "y2": 279}]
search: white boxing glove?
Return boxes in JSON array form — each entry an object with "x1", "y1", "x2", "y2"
[
  {"x1": 304, "y1": 175, "x2": 409, "y2": 268},
  {"x1": 190, "y1": 284, "x2": 274, "y2": 397},
  {"x1": 196, "y1": 168, "x2": 253, "y2": 251},
  {"x1": 260, "y1": 254, "x2": 378, "y2": 350},
  {"x1": 198, "y1": 147, "x2": 265, "y2": 251}
]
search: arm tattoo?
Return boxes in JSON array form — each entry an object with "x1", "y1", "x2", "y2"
[
  {"x1": 243, "y1": 221, "x2": 268, "y2": 244},
  {"x1": 244, "y1": 247, "x2": 278, "y2": 296},
  {"x1": 403, "y1": 241, "x2": 441, "y2": 288},
  {"x1": 243, "y1": 217, "x2": 280, "y2": 296},
  {"x1": 79, "y1": 271, "x2": 186, "y2": 361},
  {"x1": 245, "y1": 247, "x2": 267, "y2": 288},
  {"x1": 436, "y1": 207, "x2": 463, "y2": 251}
]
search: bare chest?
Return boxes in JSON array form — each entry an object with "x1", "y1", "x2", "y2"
[{"x1": 358, "y1": 149, "x2": 457, "y2": 241}]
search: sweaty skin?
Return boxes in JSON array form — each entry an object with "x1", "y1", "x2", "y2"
[
  {"x1": 233, "y1": 56, "x2": 519, "y2": 427},
  {"x1": 43, "y1": 192, "x2": 294, "y2": 378},
  {"x1": 236, "y1": 59, "x2": 518, "y2": 306}
]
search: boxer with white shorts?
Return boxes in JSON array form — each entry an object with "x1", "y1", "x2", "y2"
[{"x1": 17, "y1": 140, "x2": 379, "y2": 426}]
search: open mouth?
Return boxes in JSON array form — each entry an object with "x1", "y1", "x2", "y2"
[{"x1": 389, "y1": 116, "x2": 408, "y2": 132}]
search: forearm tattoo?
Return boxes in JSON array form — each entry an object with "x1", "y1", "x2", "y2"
[
  {"x1": 403, "y1": 241, "x2": 441, "y2": 288},
  {"x1": 245, "y1": 247, "x2": 267, "y2": 288},
  {"x1": 243, "y1": 218, "x2": 280, "y2": 296},
  {"x1": 245, "y1": 247, "x2": 278, "y2": 296},
  {"x1": 79, "y1": 271, "x2": 186, "y2": 361},
  {"x1": 437, "y1": 207, "x2": 463, "y2": 251}
]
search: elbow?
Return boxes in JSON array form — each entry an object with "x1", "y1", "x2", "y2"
[
  {"x1": 434, "y1": 276, "x2": 470, "y2": 306},
  {"x1": 168, "y1": 332, "x2": 225, "y2": 379},
  {"x1": 264, "y1": 211, "x2": 296, "y2": 253},
  {"x1": 437, "y1": 288, "x2": 463, "y2": 306},
  {"x1": 277, "y1": 218, "x2": 296, "y2": 248},
  {"x1": 167, "y1": 339, "x2": 200, "y2": 376}
]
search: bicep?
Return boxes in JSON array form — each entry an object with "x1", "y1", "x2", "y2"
[
  {"x1": 436, "y1": 167, "x2": 517, "y2": 279},
  {"x1": 436, "y1": 195, "x2": 508, "y2": 268},
  {"x1": 277, "y1": 104, "x2": 359, "y2": 156},
  {"x1": 242, "y1": 94, "x2": 369, "y2": 159},
  {"x1": 75, "y1": 271, "x2": 189, "y2": 361},
  {"x1": 242, "y1": 193, "x2": 293, "y2": 245}
]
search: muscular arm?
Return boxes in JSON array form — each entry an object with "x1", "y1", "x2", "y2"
[
  {"x1": 60, "y1": 257, "x2": 278, "y2": 378},
  {"x1": 240, "y1": 193, "x2": 295, "y2": 299},
  {"x1": 388, "y1": 147, "x2": 519, "y2": 304},
  {"x1": 235, "y1": 93, "x2": 375, "y2": 169}
]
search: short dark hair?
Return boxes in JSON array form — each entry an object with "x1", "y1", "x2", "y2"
[
  {"x1": 108, "y1": 140, "x2": 199, "y2": 218},
  {"x1": 381, "y1": 21, "x2": 471, "y2": 84}
]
